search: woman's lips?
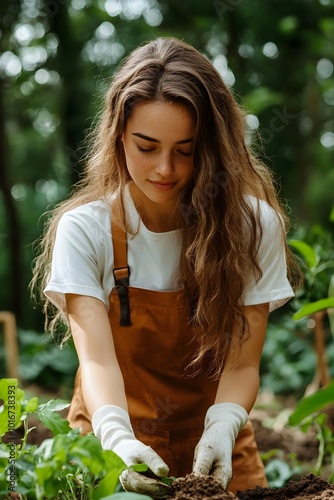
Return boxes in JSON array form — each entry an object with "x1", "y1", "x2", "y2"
[{"x1": 149, "y1": 181, "x2": 177, "y2": 191}]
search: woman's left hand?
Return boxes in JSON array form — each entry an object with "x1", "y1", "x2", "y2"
[{"x1": 192, "y1": 403, "x2": 248, "y2": 489}]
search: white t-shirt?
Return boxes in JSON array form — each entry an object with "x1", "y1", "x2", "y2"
[{"x1": 44, "y1": 185, "x2": 294, "y2": 313}]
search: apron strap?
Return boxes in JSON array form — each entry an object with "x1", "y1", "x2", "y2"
[{"x1": 111, "y1": 204, "x2": 131, "y2": 327}]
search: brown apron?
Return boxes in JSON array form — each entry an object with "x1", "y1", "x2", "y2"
[{"x1": 67, "y1": 215, "x2": 268, "y2": 494}]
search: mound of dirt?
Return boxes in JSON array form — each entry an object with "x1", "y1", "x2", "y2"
[
  {"x1": 238, "y1": 474, "x2": 334, "y2": 499},
  {"x1": 167, "y1": 473, "x2": 334, "y2": 500},
  {"x1": 168, "y1": 474, "x2": 235, "y2": 499}
]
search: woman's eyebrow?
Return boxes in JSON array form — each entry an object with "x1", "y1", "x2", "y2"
[{"x1": 132, "y1": 132, "x2": 192, "y2": 144}]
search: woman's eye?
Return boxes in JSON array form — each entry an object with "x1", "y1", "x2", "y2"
[
  {"x1": 136, "y1": 145, "x2": 155, "y2": 153},
  {"x1": 136, "y1": 145, "x2": 191, "y2": 156},
  {"x1": 178, "y1": 150, "x2": 192, "y2": 157}
]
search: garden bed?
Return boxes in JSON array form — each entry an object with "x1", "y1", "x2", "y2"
[{"x1": 19, "y1": 386, "x2": 332, "y2": 499}]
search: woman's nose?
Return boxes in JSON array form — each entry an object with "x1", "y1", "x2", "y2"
[{"x1": 155, "y1": 152, "x2": 174, "y2": 176}]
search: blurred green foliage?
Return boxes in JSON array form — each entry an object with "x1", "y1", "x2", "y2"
[
  {"x1": 260, "y1": 315, "x2": 334, "y2": 397},
  {"x1": 291, "y1": 224, "x2": 334, "y2": 305},
  {"x1": 0, "y1": 330, "x2": 77, "y2": 389},
  {"x1": 261, "y1": 210, "x2": 334, "y2": 396},
  {"x1": 288, "y1": 383, "x2": 334, "y2": 483}
]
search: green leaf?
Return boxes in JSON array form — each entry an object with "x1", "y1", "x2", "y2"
[
  {"x1": 315, "y1": 261, "x2": 334, "y2": 274},
  {"x1": 293, "y1": 297, "x2": 334, "y2": 319},
  {"x1": 91, "y1": 451, "x2": 128, "y2": 499},
  {"x1": 103, "y1": 449, "x2": 127, "y2": 470},
  {"x1": 0, "y1": 379, "x2": 25, "y2": 436},
  {"x1": 24, "y1": 396, "x2": 39, "y2": 413},
  {"x1": 0, "y1": 447, "x2": 9, "y2": 459},
  {"x1": 37, "y1": 399, "x2": 70, "y2": 413},
  {"x1": 289, "y1": 239, "x2": 318, "y2": 269},
  {"x1": 160, "y1": 475, "x2": 175, "y2": 485},
  {"x1": 288, "y1": 381, "x2": 334, "y2": 426},
  {"x1": 34, "y1": 438, "x2": 54, "y2": 460},
  {"x1": 16, "y1": 472, "x2": 34, "y2": 491},
  {"x1": 328, "y1": 276, "x2": 334, "y2": 337},
  {"x1": 329, "y1": 275, "x2": 334, "y2": 297},
  {"x1": 35, "y1": 461, "x2": 55, "y2": 484},
  {"x1": 0, "y1": 378, "x2": 19, "y2": 393},
  {"x1": 300, "y1": 416, "x2": 313, "y2": 433},
  {"x1": 131, "y1": 463, "x2": 149, "y2": 472},
  {"x1": 92, "y1": 467, "x2": 125, "y2": 499},
  {"x1": 35, "y1": 460, "x2": 64, "y2": 498},
  {"x1": 37, "y1": 409, "x2": 71, "y2": 435},
  {"x1": 265, "y1": 458, "x2": 294, "y2": 488},
  {"x1": 69, "y1": 435, "x2": 105, "y2": 475}
]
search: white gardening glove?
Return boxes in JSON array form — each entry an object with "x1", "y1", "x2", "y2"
[
  {"x1": 92, "y1": 405, "x2": 170, "y2": 497},
  {"x1": 192, "y1": 402, "x2": 248, "y2": 489}
]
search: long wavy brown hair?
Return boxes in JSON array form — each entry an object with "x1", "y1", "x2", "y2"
[{"x1": 31, "y1": 37, "x2": 301, "y2": 378}]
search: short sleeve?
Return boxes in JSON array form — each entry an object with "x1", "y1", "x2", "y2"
[
  {"x1": 242, "y1": 198, "x2": 294, "y2": 312},
  {"x1": 44, "y1": 208, "x2": 109, "y2": 313}
]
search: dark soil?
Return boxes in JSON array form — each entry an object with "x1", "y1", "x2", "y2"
[
  {"x1": 168, "y1": 474, "x2": 236, "y2": 499},
  {"x1": 237, "y1": 474, "x2": 334, "y2": 499},
  {"x1": 168, "y1": 474, "x2": 334, "y2": 500}
]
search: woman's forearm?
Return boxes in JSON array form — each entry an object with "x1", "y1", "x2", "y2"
[
  {"x1": 80, "y1": 360, "x2": 128, "y2": 416},
  {"x1": 214, "y1": 366, "x2": 260, "y2": 413},
  {"x1": 213, "y1": 304, "x2": 269, "y2": 413}
]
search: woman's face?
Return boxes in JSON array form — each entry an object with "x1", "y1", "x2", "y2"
[{"x1": 121, "y1": 101, "x2": 195, "y2": 210}]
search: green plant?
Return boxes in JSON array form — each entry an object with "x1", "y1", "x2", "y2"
[
  {"x1": 289, "y1": 216, "x2": 334, "y2": 325},
  {"x1": 0, "y1": 378, "x2": 152, "y2": 499},
  {"x1": 260, "y1": 213, "x2": 334, "y2": 397},
  {"x1": 260, "y1": 448, "x2": 303, "y2": 488},
  {"x1": 260, "y1": 316, "x2": 319, "y2": 396},
  {"x1": 288, "y1": 381, "x2": 334, "y2": 483},
  {"x1": 285, "y1": 216, "x2": 334, "y2": 482}
]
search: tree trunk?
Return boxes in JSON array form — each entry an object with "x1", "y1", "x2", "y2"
[
  {"x1": 0, "y1": 77, "x2": 23, "y2": 321},
  {"x1": 45, "y1": 0, "x2": 89, "y2": 186},
  {"x1": 0, "y1": 0, "x2": 23, "y2": 321}
]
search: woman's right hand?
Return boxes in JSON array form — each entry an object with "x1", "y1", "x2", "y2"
[
  {"x1": 93, "y1": 405, "x2": 170, "y2": 498},
  {"x1": 92, "y1": 405, "x2": 169, "y2": 476}
]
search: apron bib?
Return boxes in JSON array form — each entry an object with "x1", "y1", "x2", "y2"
[{"x1": 67, "y1": 211, "x2": 267, "y2": 493}]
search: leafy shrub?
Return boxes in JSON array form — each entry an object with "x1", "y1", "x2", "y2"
[
  {"x1": 0, "y1": 378, "x2": 150, "y2": 499},
  {"x1": 260, "y1": 316, "x2": 319, "y2": 396},
  {"x1": 288, "y1": 381, "x2": 334, "y2": 483}
]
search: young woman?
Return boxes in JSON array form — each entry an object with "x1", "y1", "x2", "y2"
[{"x1": 32, "y1": 37, "x2": 299, "y2": 495}]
